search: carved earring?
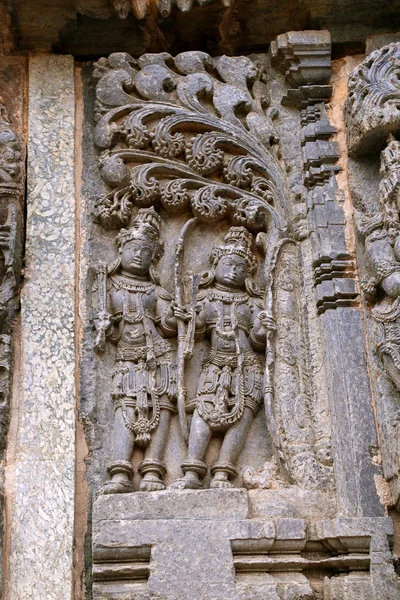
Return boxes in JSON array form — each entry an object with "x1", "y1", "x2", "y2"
[
  {"x1": 149, "y1": 264, "x2": 161, "y2": 285},
  {"x1": 199, "y1": 269, "x2": 215, "y2": 288}
]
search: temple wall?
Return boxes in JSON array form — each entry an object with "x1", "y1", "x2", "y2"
[{"x1": 0, "y1": 21, "x2": 399, "y2": 600}]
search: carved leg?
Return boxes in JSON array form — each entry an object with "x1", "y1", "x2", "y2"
[
  {"x1": 169, "y1": 410, "x2": 212, "y2": 490},
  {"x1": 101, "y1": 406, "x2": 135, "y2": 494},
  {"x1": 139, "y1": 408, "x2": 171, "y2": 492},
  {"x1": 210, "y1": 407, "x2": 253, "y2": 489}
]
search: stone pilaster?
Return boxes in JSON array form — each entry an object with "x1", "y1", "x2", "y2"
[
  {"x1": 5, "y1": 55, "x2": 76, "y2": 600},
  {"x1": 271, "y1": 31, "x2": 382, "y2": 517}
]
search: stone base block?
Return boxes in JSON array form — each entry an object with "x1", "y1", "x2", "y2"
[{"x1": 92, "y1": 491, "x2": 400, "y2": 600}]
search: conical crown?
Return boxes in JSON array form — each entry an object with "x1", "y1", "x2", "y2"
[
  {"x1": 117, "y1": 207, "x2": 161, "y2": 248},
  {"x1": 211, "y1": 226, "x2": 257, "y2": 274}
]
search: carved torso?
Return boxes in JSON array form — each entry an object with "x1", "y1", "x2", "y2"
[
  {"x1": 106, "y1": 273, "x2": 173, "y2": 354},
  {"x1": 198, "y1": 286, "x2": 264, "y2": 355}
]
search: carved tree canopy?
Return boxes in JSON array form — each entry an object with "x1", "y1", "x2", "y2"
[
  {"x1": 346, "y1": 42, "x2": 400, "y2": 155},
  {"x1": 93, "y1": 51, "x2": 287, "y2": 235}
]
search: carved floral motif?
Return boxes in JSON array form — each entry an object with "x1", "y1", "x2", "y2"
[{"x1": 346, "y1": 42, "x2": 400, "y2": 154}]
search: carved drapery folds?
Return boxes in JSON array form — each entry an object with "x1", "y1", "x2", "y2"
[
  {"x1": 85, "y1": 35, "x2": 398, "y2": 600},
  {"x1": 91, "y1": 49, "x2": 335, "y2": 494}
]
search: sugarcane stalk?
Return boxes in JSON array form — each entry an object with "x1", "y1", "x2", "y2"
[
  {"x1": 257, "y1": 231, "x2": 293, "y2": 483},
  {"x1": 174, "y1": 217, "x2": 197, "y2": 443},
  {"x1": 94, "y1": 262, "x2": 108, "y2": 354}
]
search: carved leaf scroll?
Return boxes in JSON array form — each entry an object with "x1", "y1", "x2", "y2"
[
  {"x1": 91, "y1": 50, "x2": 337, "y2": 490},
  {"x1": 346, "y1": 42, "x2": 400, "y2": 154},
  {"x1": 93, "y1": 51, "x2": 287, "y2": 235}
]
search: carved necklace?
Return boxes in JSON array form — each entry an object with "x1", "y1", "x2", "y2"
[
  {"x1": 208, "y1": 284, "x2": 248, "y2": 304},
  {"x1": 112, "y1": 273, "x2": 154, "y2": 294}
]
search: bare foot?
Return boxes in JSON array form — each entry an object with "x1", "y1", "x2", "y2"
[
  {"x1": 169, "y1": 476, "x2": 203, "y2": 490},
  {"x1": 210, "y1": 473, "x2": 234, "y2": 489},
  {"x1": 100, "y1": 479, "x2": 135, "y2": 494},
  {"x1": 139, "y1": 475, "x2": 166, "y2": 492}
]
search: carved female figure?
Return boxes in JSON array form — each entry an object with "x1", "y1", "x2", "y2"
[
  {"x1": 172, "y1": 226, "x2": 271, "y2": 489},
  {"x1": 95, "y1": 207, "x2": 177, "y2": 493}
]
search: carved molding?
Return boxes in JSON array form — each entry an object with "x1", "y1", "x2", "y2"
[
  {"x1": 300, "y1": 103, "x2": 339, "y2": 188},
  {"x1": 270, "y1": 30, "x2": 332, "y2": 107},
  {"x1": 346, "y1": 42, "x2": 400, "y2": 156}
]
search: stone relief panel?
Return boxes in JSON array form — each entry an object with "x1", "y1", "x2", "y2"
[
  {"x1": 80, "y1": 48, "x2": 337, "y2": 499},
  {"x1": 77, "y1": 33, "x2": 399, "y2": 600},
  {"x1": 346, "y1": 41, "x2": 400, "y2": 509},
  {"x1": 0, "y1": 99, "x2": 24, "y2": 590},
  {"x1": 346, "y1": 42, "x2": 400, "y2": 156}
]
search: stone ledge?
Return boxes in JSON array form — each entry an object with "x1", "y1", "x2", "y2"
[{"x1": 93, "y1": 488, "x2": 250, "y2": 521}]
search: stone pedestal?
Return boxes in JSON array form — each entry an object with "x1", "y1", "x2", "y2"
[{"x1": 93, "y1": 491, "x2": 399, "y2": 600}]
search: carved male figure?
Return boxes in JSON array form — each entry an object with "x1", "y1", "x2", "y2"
[
  {"x1": 172, "y1": 226, "x2": 270, "y2": 489},
  {"x1": 95, "y1": 207, "x2": 177, "y2": 492}
]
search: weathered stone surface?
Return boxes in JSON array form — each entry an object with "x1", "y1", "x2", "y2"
[
  {"x1": 110, "y1": 0, "x2": 229, "y2": 20},
  {"x1": 95, "y1": 488, "x2": 249, "y2": 520},
  {"x1": 248, "y1": 488, "x2": 337, "y2": 519},
  {"x1": 270, "y1": 30, "x2": 333, "y2": 106},
  {"x1": 6, "y1": 0, "x2": 400, "y2": 57},
  {"x1": 366, "y1": 32, "x2": 400, "y2": 54},
  {"x1": 0, "y1": 55, "x2": 26, "y2": 596},
  {"x1": 346, "y1": 42, "x2": 400, "y2": 155},
  {"x1": 93, "y1": 493, "x2": 399, "y2": 600},
  {"x1": 78, "y1": 36, "x2": 400, "y2": 600},
  {"x1": 5, "y1": 55, "x2": 76, "y2": 600},
  {"x1": 270, "y1": 31, "x2": 380, "y2": 520},
  {"x1": 346, "y1": 47, "x2": 400, "y2": 509},
  {"x1": 320, "y1": 307, "x2": 383, "y2": 517}
]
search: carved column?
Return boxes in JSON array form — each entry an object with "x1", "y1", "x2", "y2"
[{"x1": 271, "y1": 30, "x2": 382, "y2": 517}]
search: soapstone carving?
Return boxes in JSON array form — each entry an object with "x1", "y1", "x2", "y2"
[
  {"x1": 359, "y1": 135, "x2": 400, "y2": 392},
  {"x1": 0, "y1": 104, "x2": 23, "y2": 440},
  {"x1": 170, "y1": 226, "x2": 272, "y2": 489},
  {"x1": 94, "y1": 207, "x2": 178, "y2": 492},
  {"x1": 92, "y1": 50, "x2": 335, "y2": 492},
  {"x1": 346, "y1": 42, "x2": 400, "y2": 155}
]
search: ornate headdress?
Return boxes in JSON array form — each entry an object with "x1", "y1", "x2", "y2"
[
  {"x1": 116, "y1": 207, "x2": 162, "y2": 252},
  {"x1": 210, "y1": 226, "x2": 257, "y2": 274}
]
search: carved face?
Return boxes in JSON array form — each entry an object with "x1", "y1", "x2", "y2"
[
  {"x1": 120, "y1": 240, "x2": 154, "y2": 276},
  {"x1": 214, "y1": 254, "x2": 247, "y2": 289}
]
